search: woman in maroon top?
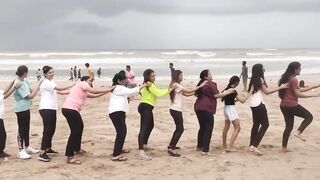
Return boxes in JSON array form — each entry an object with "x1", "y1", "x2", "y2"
[
  {"x1": 278, "y1": 62, "x2": 320, "y2": 152},
  {"x1": 194, "y1": 69, "x2": 234, "y2": 155}
]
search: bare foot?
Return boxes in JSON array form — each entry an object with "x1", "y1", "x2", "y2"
[
  {"x1": 281, "y1": 148, "x2": 291, "y2": 153},
  {"x1": 226, "y1": 147, "x2": 238, "y2": 152}
]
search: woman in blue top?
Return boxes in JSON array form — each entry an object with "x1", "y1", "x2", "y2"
[{"x1": 14, "y1": 65, "x2": 42, "y2": 159}]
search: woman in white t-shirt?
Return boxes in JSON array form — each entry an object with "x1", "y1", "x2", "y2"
[
  {"x1": 248, "y1": 64, "x2": 288, "y2": 155},
  {"x1": 168, "y1": 70, "x2": 206, "y2": 156},
  {"x1": 38, "y1": 66, "x2": 74, "y2": 162},
  {"x1": 108, "y1": 72, "x2": 147, "y2": 161}
]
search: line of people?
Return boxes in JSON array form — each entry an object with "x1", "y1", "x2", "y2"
[{"x1": 0, "y1": 61, "x2": 319, "y2": 165}]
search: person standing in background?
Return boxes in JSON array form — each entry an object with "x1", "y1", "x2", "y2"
[
  {"x1": 78, "y1": 69, "x2": 82, "y2": 80},
  {"x1": 85, "y1": 63, "x2": 94, "y2": 87},
  {"x1": 97, "y1": 68, "x2": 101, "y2": 79},
  {"x1": 169, "y1": 63, "x2": 175, "y2": 77},
  {"x1": 69, "y1": 68, "x2": 74, "y2": 81},
  {"x1": 239, "y1": 61, "x2": 248, "y2": 91},
  {"x1": 126, "y1": 65, "x2": 137, "y2": 88},
  {"x1": 36, "y1": 69, "x2": 41, "y2": 81},
  {"x1": 74, "y1": 66, "x2": 77, "y2": 81}
]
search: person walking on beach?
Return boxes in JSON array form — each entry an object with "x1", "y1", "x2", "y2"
[
  {"x1": 36, "y1": 69, "x2": 41, "y2": 81},
  {"x1": 248, "y1": 63, "x2": 288, "y2": 156},
  {"x1": 221, "y1": 76, "x2": 250, "y2": 152},
  {"x1": 85, "y1": 63, "x2": 94, "y2": 87},
  {"x1": 108, "y1": 72, "x2": 148, "y2": 161},
  {"x1": 194, "y1": 69, "x2": 234, "y2": 156},
  {"x1": 62, "y1": 76, "x2": 114, "y2": 164},
  {"x1": 239, "y1": 61, "x2": 248, "y2": 91},
  {"x1": 126, "y1": 65, "x2": 137, "y2": 88},
  {"x1": 69, "y1": 68, "x2": 74, "y2": 81},
  {"x1": 0, "y1": 80, "x2": 22, "y2": 158},
  {"x1": 97, "y1": 68, "x2": 101, "y2": 79},
  {"x1": 74, "y1": 66, "x2": 77, "y2": 80},
  {"x1": 278, "y1": 62, "x2": 320, "y2": 152},
  {"x1": 167, "y1": 70, "x2": 206, "y2": 157},
  {"x1": 138, "y1": 69, "x2": 171, "y2": 160},
  {"x1": 169, "y1": 63, "x2": 175, "y2": 77},
  {"x1": 14, "y1": 65, "x2": 42, "y2": 159},
  {"x1": 78, "y1": 69, "x2": 82, "y2": 80},
  {"x1": 38, "y1": 66, "x2": 75, "y2": 162}
]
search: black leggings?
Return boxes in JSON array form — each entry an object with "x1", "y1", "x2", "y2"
[
  {"x1": 62, "y1": 108, "x2": 84, "y2": 157},
  {"x1": 16, "y1": 110, "x2": 30, "y2": 150},
  {"x1": 250, "y1": 103, "x2": 269, "y2": 147},
  {"x1": 168, "y1": 109, "x2": 184, "y2": 148},
  {"x1": 280, "y1": 105, "x2": 313, "y2": 148},
  {"x1": 196, "y1": 111, "x2": 214, "y2": 152},
  {"x1": 138, "y1": 103, "x2": 154, "y2": 150},
  {"x1": 39, "y1": 109, "x2": 57, "y2": 150},
  {"x1": 109, "y1": 111, "x2": 127, "y2": 157},
  {"x1": 0, "y1": 119, "x2": 6, "y2": 153}
]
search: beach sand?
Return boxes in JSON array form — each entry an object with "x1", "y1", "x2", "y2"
[{"x1": 0, "y1": 76, "x2": 320, "y2": 180}]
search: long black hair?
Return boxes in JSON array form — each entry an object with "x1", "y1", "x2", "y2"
[
  {"x1": 81, "y1": 76, "x2": 90, "y2": 81},
  {"x1": 278, "y1": 62, "x2": 301, "y2": 99},
  {"x1": 248, "y1": 64, "x2": 265, "y2": 94},
  {"x1": 42, "y1": 66, "x2": 53, "y2": 76},
  {"x1": 195, "y1": 69, "x2": 209, "y2": 98},
  {"x1": 112, "y1": 72, "x2": 127, "y2": 86},
  {"x1": 221, "y1": 75, "x2": 239, "y2": 102},
  {"x1": 142, "y1": 69, "x2": 155, "y2": 91},
  {"x1": 169, "y1": 70, "x2": 182, "y2": 103}
]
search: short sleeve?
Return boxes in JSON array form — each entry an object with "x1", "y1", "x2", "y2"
[
  {"x1": 289, "y1": 77, "x2": 299, "y2": 90},
  {"x1": 80, "y1": 82, "x2": 90, "y2": 91},
  {"x1": 42, "y1": 80, "x2": 56, "y2": 91},
  {"x1": 175, "y1": 83, "x2": 183, "y2": 93},
  {"x1": 17, "y1": 82, "x2": 30, "y2": 98}
]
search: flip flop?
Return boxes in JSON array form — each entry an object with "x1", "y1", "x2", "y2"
[
  {"x1": 111, "y1": 156, "x2": 128, "y2": 161},
  {"x1": 67, "y1": 158, "x2": 81, "y2": 165}
]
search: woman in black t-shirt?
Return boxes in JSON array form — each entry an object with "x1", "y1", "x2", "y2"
[{"x1": 222, "y1": 76, "x2": 250, "y2": 152}]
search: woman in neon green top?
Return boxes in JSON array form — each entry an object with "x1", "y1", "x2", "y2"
[{"x1": 138, "y1": 69, "x2": 170, "y2": 160}]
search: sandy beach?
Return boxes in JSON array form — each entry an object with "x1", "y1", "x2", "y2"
[{"x1": 0, "y1": 76, "x2": 320, "y2": 180}]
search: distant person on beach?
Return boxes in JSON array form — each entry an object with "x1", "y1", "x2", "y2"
[
  {"x1": 248, "y1": 64, "x2": 288, "y2": 156},
  {"x1": 74, "y1": 66, "x2": 77, "y2": 80},
  {"x1": 221, "y1": 76, "x2": 250, "y2": 152},
  {"x1": 36, "y1": 69, "x2": 41, "y2": 81},
  {"x1": 38, "y1": 66, "x2": 75, "y2": 162},
  {"x1": 14, "y1": 65, "x2": 42, "y2": 159},
  {"x1": 69, "y1": 68, "x2": 74, "y2": 81},
  {"x1": 167, "y1": 70, "x2": 206, "y2": 157},
  {"x1": 62, "y1": 76, "x2": 114, "y2": 164},
  {"x1": 78, "y1": 69, "x2": 81, "y2": 80},
  {"x1": 97, "y1": 68, "x2": 101, "y2": 78},
  {"x1": 194, "y1": 69, "x2": 234, "y2": 156},
  {"x1": 108, "y1": 72, "x2": 148, "y2": 161},
  {"x1": 0, "y1": 80, "x2": 22, "y2": 158},
  {"x1": 126, "y1": 65, "x2": 137, "y2": 88},
  {"x1": 278, "y1": 62, "x2": 320, "y2": 152},
  {"x1": 169, "y1": 63, "x2": 175, "y2": 77},
  {"x1": 239, "y1": 61, "x2": 248, "y2": 91},
  {"x1": 138, "y1": 69, "x2": 171, "y2": 160},
  {"x1": 85, "y1": 63, "x2": 94, "y2": 87}
]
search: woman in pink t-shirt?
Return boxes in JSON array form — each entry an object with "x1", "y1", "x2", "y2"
[
  {"x1": 167, "y1": 70, "x2": 206, "y2": 157},
  {"x1": 278, "y1": 62, "x2": 320, "y2": 152},
  {"x1": 62, "y1": 76, "x2": 114, "y2": 164}
]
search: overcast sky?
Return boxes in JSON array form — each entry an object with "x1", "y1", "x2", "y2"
[{"x1": 0, "y1": 0, "x2": 319, "y2": 50}]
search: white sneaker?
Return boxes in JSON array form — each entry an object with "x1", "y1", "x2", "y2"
[
  {"x1": 26, "y1": 146, "x2": 40, "y2": 154},
  {"x1": 17, "y1": 149, "x2": 31, "y2": 159}
]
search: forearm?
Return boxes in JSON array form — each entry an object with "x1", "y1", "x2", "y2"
[
  {"x1": 4, "y1": 80, "x2": 14, "y2": 94},
  {"x1": 4, "y1": 86, "x2": 15, "y2": 99}
]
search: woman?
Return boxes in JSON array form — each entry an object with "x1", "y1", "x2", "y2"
[
  {"x1": 278, "y1": 62, "x2": 320, "y2": 152},
  {"x1": 138, "y1": 69, "x2": 170, "y2": 160},
  {"x1": 0, "y1": 80, "x2": 21, "y2": 158},
  {"x1": 62, "y1": 76, "x2": 114, "y2": 164},
  {"x1": 167, "y1": 70, "x2": 206, "y2": 157},
  {"x1": 248, "y1": 64, "x2": 288, "y2": 155},
  {"x1": 38, "y1": 66, "x2": 75, "y2": 162},
  {"x1": 108, "y1": 72, "x2": 147, "y2": 161},
  {"x1": 14, "y1": 65, "x2": 42, "y2": 159},
  {"x1": 194, "y1": 69, "x2": 234, "y2": 155},
  {"x1": 221, "y1": 76, "x2": 250, "y2": 152}
]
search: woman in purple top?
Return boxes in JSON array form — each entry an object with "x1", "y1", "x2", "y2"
[
  {"x1": 194, "y1": 69, "x2": 234, "y2": 155},
  {"x1": 278, "y1": 62, "x2": 320, "y2": 152}
]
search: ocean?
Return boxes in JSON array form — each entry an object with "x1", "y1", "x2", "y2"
[{"x1": 0, "y1": 49, "x2": 319, "y2": 81}]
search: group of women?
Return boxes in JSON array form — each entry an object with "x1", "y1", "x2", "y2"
[{"x1": 0, "y1": 61, "x2": 319, "y2": 164}]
